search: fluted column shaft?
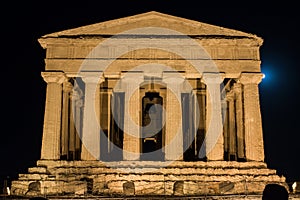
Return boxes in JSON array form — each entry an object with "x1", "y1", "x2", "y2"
[
  {"x1": 122, "y1": 72, "x2": 143, "y2": 161},
  {"x1": 233, "y1": 83, "x2": 245, "y2": 159},
  {"x1": 81, "y1": 72, "x2": 104, "y2": 160},
  {"x1": 164, "y1": 73, "x2": 184, "y2": 160},
  {"x1": 68, "y1": 87, "x2": 78, "y2": 160},
  {"x1": 41, "y1": 72, "x2": 66, "y2": 160},
  {"x1": 192, "y1": 90, "x2": 198, "y2": 156},
  {"x1": 227, "y1": 91, "x2": 237, "y2": 158},
  {"x1": 72, "y1": 89, "x2": 83, "y2": 160},
  {"x1": 61, "y1": 81, "x2": 73, "y2": 158},
  {"x1": 202, "y1": 73, "x2": 224, "y2": 161},
  {"x1": 240, "y1": 73, "x2": 264, "y2": 161}
]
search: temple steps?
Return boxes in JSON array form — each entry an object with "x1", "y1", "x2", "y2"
[
  {"x1": 17, "y1": 173, "x2": 284, "y2": 182},
  {"x1": 18, "y1": 160, "x2": 285, "y2": 183},
  {"x1": 49, "y1": 167, "x2": 277, "y2": 176},
  {"x1": 35, "y1": 160, "x2": 280, "y2": 177},
  {"x1": 36, "y1": 160, "x2": 268, "y2": 168},
  {"x1": 11, "y1": 160, "x2": 287, "y2": 196},
  {"x1": 27, "y1": 166, "x2": 49, "y2": 174}
]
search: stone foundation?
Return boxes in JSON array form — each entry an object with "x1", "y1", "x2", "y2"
[{"x1": 11, "y1": 160, "x2": 287, "y2": 197}]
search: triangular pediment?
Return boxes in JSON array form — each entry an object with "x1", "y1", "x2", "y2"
[{"x1": 42, "y1": 11, "x2": 261, "y2": 40}]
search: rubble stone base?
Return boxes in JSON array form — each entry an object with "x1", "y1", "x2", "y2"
[{"x1": 11, "y1": 160, "x2": 287, "y2": 197}]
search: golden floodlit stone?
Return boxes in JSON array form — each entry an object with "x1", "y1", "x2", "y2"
[{"x1": 11, "y1": 11, "x2": 288, "y2": 198}]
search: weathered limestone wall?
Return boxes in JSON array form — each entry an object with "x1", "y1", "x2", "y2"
[{"x1": 11, "y1": 161, "x2": 287, "y2": 197}]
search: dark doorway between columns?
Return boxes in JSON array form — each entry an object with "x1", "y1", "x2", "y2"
[
  {"x1": 101, "y1": 92, "x2": 124, "y2": 161},
  {"x1": 141, "y1": 92, "x2": 164, "y2": 161},
  {"x1": 182, "y1": 92, "x2": 206, "y2": 162}
]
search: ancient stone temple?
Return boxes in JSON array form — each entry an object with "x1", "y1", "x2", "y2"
[{"x1": 11, "y1": 11, "x2": 287, "y2": 197}]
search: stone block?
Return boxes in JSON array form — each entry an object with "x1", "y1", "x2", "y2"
[
  {"x1": 28, "y1": 167, "x2": 48, "y2": 174},
  {"x1": 11, "y1": 180, "x2": 31, "y2": 195},
  {"x1": 39, "y1": 180, "x2": 87, "y2": 195},
  {"x1": 18, "y1": 174, "x2": 48, "y2": 181},
  {"x1": 135, "y1": 181, "x2": 164, "y2": 195},
  {"x1": 107, "y1": 181, "x2": 125, "y2": 194}
]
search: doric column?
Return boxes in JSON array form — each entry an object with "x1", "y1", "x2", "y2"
[
  {"x1": 68, "y1": 87, "x2": 77, "y2": 160},
  {"x1": 197, "y1": 87, "x2": 207, "y2": 159},
  {"x1": 72, "y1": 88, "x2": 83, "y2": 160},
  {"x1": 202, "y1": 73, "x2": 224, "y2": 161},
  {"x1": 41, "y1": 72, "x2": 66, "y2": 160},
  {"x1": 99, "y1": 87, "x2": 112, "y2": 160},
  {"x1": 122, "y1": 72, "x2": 143, "y2": 161},
  {"x1": 233, "y1": 83, "x2": 245, "y2": 160},
  {"x1": 240, "y1": 73, "x2": 264, "y2": 161},
  {"x1": 199, "y1": 88, "x2": 206, "y2": 133},
  {"x1": 192, "y1": 90, "x2": 198, "y2": 156},
  {"x1": 81, "y1": 72, "x2": 104, "y2": 160},
  {"x1": 164, "y1": 73, "x2": 184, "y2": 161},
  {"x1": 222, "y1": 97, "x2": 229, "y2": 159},
  {"x1": 227, "y1": 90, "x2": 237, "y2": 159},
  {"x1": 107, "y1": 90, "x2": 112, "y2": 154},
  {"x1": 61, "y1": 81, "x2": 73, "y2": 159}
]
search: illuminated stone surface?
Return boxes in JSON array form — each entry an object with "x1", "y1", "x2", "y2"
[{"x1": 11, "y1": 11, "x2": 287, "y2": 197}]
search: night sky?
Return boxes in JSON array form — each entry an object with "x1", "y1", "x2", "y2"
[{"x1": 1, "y1": 1, "x2": 299, "y2": 189}]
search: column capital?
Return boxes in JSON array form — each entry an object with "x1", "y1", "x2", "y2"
[
  {"x1": 70, "y1": 84, "x2": 84, "y2": 102},
  {"x1": 121, "y1": 71, "x2": 144, "y2": 83},
  {"x1": 63, "y1": 81, "x2": 73, "y2": 92},
  {"x1": 201, "y1": 72, "x2": 224, "y2": 84},
  {"x1": 232, "y1": 82, "x2": 242, "y2": 92},
  {"x1": 226, "y1": 90, "x2": 235, "y2": 101},
  {"x1": 80, "y1": 71, "x2": 104, "y2": 84},
  {"x1": 41, "y1": 72, "x2": 67, "y2": 84},
  {"x1": 239, "y1": 73, "x2": 263, "y2": 84},
  {"x1": 71, "y1": 89, "x2": 82, "y2": 100}
]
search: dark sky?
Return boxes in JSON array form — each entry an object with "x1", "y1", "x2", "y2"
[{"x1": 1, "y1": 1, "x2": 299, "y2": 188}]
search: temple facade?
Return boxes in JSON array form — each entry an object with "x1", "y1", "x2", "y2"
[{"x1": 11, "y1": 11, "x2": 287, "y2": 197}]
